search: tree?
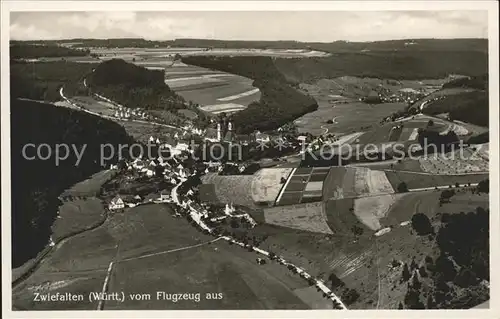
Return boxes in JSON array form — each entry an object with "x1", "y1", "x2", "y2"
[
  {"x1": 404, "y1": 289, "x2": 424, "y2": 309},
  {"x1": 440, "y1": 189, "x2": 455, "y2": 203},
  {"x1": 410, "y1": 258, "x2": 418, "y2": 270},
  {"x1": 342, "y1": 289, "x2": 360, "y2": 305},
  {"x1": 328, "y1": 273, "x2": 345, "y2": 289},
  {"x1": 397, "y1": 182, "x2": 409, "y2": 193},
  {"x1": 402, "y1": 263, "x2": 411, "y2": 282},
  {"x1": 411, "y1": 213, "x2": 434, "y2": 236},
  {"x1": 351, "y1": 225, "x2": 364, "y2": 236},
  {"x1": 411, "y1": 272, "x2": 422, "y2": 290},
  {"x1": 477, "y1": 179, "x2": 489, "y2": 193},
  {"x1": 398, "y1": 302, "x2": 404, "y2": 309},
  {"x1": 419, "y1": 266, "x2": 428, "y2": 278},
  {"x1": 426, "y1": 295, "x2": 435, "y2": 309}
]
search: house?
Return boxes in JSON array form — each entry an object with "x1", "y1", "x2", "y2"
[
  {"x1": 255, "y1": 131, "x2": 270, "y2": 143},
  {"x1": 224, "y1": 203, "x2": 236, "y2": 215},
  {"x1": 133, "y1": 195, "x2": 142, "y2": 203},
  {"x1": 175, "y1": 142, "x2": 189, "y2": 152},
  {"x1": 149, "y1": 136, "x2": 155, "y2": 143},
  {"x1": 160, "y1": 189, "x2": 170, "y2": 201},
  {"x1": 109, "y1": 196, "x2": 125, "y2": 210},
  {"x1": 134, "y1": 160, "x2": 145, "y2": 170},
  {"x1": 145, "y1": 169, "x2": 155, "y2": 177},
  {"x1": 204, "y1": 127, "x2": 220, "y2": 142},
  {"x1": 178, "y1": 169, "x2": 187, "y2": 179}
]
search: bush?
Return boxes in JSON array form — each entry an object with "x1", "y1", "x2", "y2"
[
  {"x1": 397, "y1": 182, "x2": 409, "y2": 193},
  {"x1": 411, "y1": 213, "x2": 434, "y2": 236},
  {"x1": 477, "y1": 179, "x2": 489, "y2": 193}
]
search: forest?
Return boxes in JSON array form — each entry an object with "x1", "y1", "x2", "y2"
[
  {"x1": 11, "y1": 98, "x2": 135, "y2": 267},
  {"x1": 10, "y1": 43, "x2": 90, "y2": 59},
  {"x1": 87, "y1": 59, "x2": 187, "y2": 111}
]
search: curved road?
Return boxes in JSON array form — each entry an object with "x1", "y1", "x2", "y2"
[{"x1": 171, "y1": 176, "x2": 348, "y2": 309}]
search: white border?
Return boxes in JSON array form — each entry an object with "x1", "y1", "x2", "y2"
[{"x1": 1, "y1": 1, "x2": 499, "y2": 319}]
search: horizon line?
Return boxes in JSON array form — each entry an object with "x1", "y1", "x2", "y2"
[{"x1": 9, "y1": 36, "x2": 489, "y2": 43}]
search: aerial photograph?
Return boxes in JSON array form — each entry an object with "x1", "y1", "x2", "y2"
[{"x1": 7, "y1": 8, "x2": 492, "y2": 311}]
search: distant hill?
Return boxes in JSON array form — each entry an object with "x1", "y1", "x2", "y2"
[
  {"x1": 11, "y1": 98, "x2": 135, "y2": 267},
  {"x1": 274, "y1": 51, "x2": 488, "y2": 83},
  {"x1": 15, "y1": 38, "x2": 488, "y2": 53}
]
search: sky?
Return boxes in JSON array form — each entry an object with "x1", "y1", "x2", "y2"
[{"x1": 10, "y1": 11, "x2": 488, "y2": 42}]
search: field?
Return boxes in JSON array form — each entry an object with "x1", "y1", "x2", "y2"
[
  {"x1": 90, "y1": 47, "x2": 330, "y2": 59},
  {"x1": 106, "y1": 240, "x2": 316, "y2": 310},
  {"x1": 418, "y1": 146, "x2": 489, "y2": 174},
  {"x1": 276, "y1": 167, "x2": 330, "y2": 206},
  {"x1": 198, "y1": 184, "x2": 219, "y2": 203},
  {"x1": 200, "y1": 168, "x2": 293, "y2": 207},
  {"x1": 118, "y1": 121, "x2": 180, "y2": 144},
  {"x1": 251, "y1": 168, "x2": 294, "y2": 203},
  {"x1": 69, "y1": 96, "x2": 118, "y2": 117},
  {"x1": 385, "y1": 171, "x2": 489, "y2": 190},
  {"x1": 13, "y1": 201, "x2": 334, "y2": 310},
  {"x1": 356, "y1": 118, "x2": 448, "y2": 145},
  {"x1": 294, "y1": 85, "x2": 405, "y2": 135},
  {"x1": 201, "y1": 174, "x2": 256, "y2": 207},
  {"x1": 352, "y1": 194, "x2": 400, "y2": 231},
  {"x1": 293, "y1": 76, "x2": 447, "y2": 135},
  {"x1": 61, "y1": 169, "x2": 117, "y2": 197},
  {"x1": 263, "y1": 202, "x2": 332, "y2": 234},
  {"x1": 51, "y1": 198, "x2": 106, "y2": 242},
  {"x1": 322, "y1": 167, "x2": 394, "y2": 201},
  {"x1": 167, "y1": 65, "x2": 261, "y2": 115}
]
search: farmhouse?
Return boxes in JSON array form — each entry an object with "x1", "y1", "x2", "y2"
[
  {"x1": 160, "y1": 189, "x2": 170, "y2": 202},
  {"x1": 255, "y1": 131, "x2": 270, "y2": 143},
  {"x1": 109, "y1": 195, "x2": 125, "y2": 210}
]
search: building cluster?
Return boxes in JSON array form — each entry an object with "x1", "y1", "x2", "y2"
[{"x1": 114, "y1": 106, "x2": 149, "y2": 120}]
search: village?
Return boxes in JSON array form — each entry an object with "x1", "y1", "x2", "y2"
[{"x1": 102, "y1": 123, "x2": 348, "y2": 309}]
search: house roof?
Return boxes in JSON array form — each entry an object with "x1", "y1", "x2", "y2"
[{"x1": 111, "y1": 195, "x2": 124, "y2": 204}]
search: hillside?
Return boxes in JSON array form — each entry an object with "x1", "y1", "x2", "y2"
[
  {"x1": 441, "y1": 74, "x2": 488, "y2": 90},
  {"x1": 87, "y1": 59, "x2": 187, "y2": 111},
  {"x1": 274, "y1": 51, "x2": 488, "y2": 83},
  {"x1": 11, "y1": 98, "x2": 135, "y2": 267},
  {"x1": 10, "y1": 60, "x2": 93, "y2": 102},
  {"x1": 182, "y1": 55, "x2": 318, "y2": 133},
  {"x1": 416, "y1": 75, "x2": 489, "y2": 127}
]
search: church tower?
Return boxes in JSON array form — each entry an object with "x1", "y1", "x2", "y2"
[{"x1": 217, "y1": 123, "x2": 222, "y2": 141}]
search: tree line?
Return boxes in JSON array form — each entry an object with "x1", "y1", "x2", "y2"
[
  {"x1": 10, "y1": 44, "x2": 90, "y2": 59},
  {"x1": 182, "y1": 55, "x2": 318, "y2": 134}
]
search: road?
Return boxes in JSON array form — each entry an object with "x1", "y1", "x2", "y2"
[
  {"x1": 171, "y1": 173, "x2": 348, "y2": 309},
  {"x1": 59, "y1": 87, "x2": 185, "y2": 131}
]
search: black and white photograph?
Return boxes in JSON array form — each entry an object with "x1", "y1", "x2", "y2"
[{"x1": 2, "y1": 1, "x2": 498, "y2": 316}]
